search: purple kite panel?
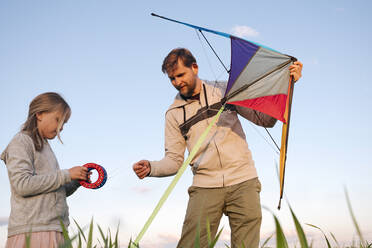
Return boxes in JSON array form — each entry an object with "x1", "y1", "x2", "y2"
[{"x1": 225, "y1": 36, "x2": 259, "y2": 96}]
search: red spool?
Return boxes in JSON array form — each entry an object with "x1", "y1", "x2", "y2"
[{"x1": 79, "y1": 163, "x2": 107, "y2": 189}]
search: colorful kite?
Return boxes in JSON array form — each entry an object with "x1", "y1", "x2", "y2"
[
  {"x1": 220, "y1": 29, "x2": 296, "y2": 211},
  {"x1": 131, "y1": 13, "x2": 297, "y2": 247},
  {"x1": 151, "y1": 12, "x2": 297, "y2": 208}
]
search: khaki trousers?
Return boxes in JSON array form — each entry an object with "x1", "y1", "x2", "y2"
[{"x1": 177, "y1": 178, "x2": 262, "y2": 248}]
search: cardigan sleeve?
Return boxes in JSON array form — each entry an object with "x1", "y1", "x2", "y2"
[{"x1": 2, "y1": 133, "x2": 71, "y2": 197}]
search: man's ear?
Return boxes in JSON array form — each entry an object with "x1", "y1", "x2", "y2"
[{"x1": 191, "y1": 63, "x2": 199, "y2": 74}]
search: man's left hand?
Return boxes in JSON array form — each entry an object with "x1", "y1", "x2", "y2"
[{"x1": 289, "y1": 61, "x2": 303, "y2": 82}]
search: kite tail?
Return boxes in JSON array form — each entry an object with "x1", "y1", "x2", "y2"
[{"x1": 132, "y1": 105, "x2": 225, "y2": 247}]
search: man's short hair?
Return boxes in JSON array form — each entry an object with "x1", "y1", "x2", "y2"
[{"x1": 162, "y1": 48, "x2": 197, "y2": 74}]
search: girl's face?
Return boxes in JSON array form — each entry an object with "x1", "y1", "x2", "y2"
[{"x1": 36, "y1": 110, "x2": 65, "y2": 139}]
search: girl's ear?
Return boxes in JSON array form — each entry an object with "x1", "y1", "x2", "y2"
[{"x1": 36, "y1": 112, "x2": 43, "y2": 121}]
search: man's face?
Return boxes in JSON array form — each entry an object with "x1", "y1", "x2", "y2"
[{"x1": 168, "y1": 59, "x2": 199, "y2": 98}]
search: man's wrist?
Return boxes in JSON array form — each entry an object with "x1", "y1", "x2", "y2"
[{"x1": 146, "y1": 162, "x2": 151, "y2": 177}]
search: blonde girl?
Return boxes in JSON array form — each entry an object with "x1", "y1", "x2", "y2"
[{"x1": 1, "y1": 92, "x2": 89, "y2": 248}]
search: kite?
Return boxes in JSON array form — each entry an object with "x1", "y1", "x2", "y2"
[
  {"x1": 131, "y1": 13, "x2": 298, "y2": 247},
  {"x1": 79, "y1": 163, "x2": 107, "y2": 189},
  {"x1": 151, "y1": 12, "x2": 297, "y2": 208}
]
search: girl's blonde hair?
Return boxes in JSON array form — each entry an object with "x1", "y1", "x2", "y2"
[{"x1": 22, "y1": 92, "x2": 71, "y2": 151}]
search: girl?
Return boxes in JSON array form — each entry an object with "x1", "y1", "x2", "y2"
[{"x1": 1, "y1": 92, "x2": 89, "y2": 248}]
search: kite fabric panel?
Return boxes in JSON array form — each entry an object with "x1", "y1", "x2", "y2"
[{"x1": 224, "y1": 36, "x2": 294, "y2": 123}]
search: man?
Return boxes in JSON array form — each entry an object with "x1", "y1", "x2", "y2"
[{"x1": 133, "y1": 48, "x2": 303, "y2": 247}]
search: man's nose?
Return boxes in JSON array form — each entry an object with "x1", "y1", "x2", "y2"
[{"x1": 174, "y1": 77, "x2": 181, "y2": 86}]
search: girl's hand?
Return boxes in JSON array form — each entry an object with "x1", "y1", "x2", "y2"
[
  {"x1": 133, "y1": 160, "x2": 151, "y2": 179},
  {"x1": 69, "y1": 166, "x2": 90, "y2": 181}
]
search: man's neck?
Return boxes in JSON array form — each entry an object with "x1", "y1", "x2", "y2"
[
  {"x1": 181, "y1": 93, "x2": 200, "y2": 101},
  {"x1": 192, "y1": 78, "x2": 202, "y2": 96}
]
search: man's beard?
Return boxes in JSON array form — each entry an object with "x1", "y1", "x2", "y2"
[{"x1": 180, "y1": 81, "x2": 196, "y2": 98}]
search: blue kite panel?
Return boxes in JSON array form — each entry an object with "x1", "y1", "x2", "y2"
[{"x1": 225, "y1": 37, "x2": 259, "y2": 96}]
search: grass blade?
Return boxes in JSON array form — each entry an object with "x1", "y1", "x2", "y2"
[
  {"x1": 97, "y1": 224, "x2": 107, "y2": 247},
  {"x1": 87, "y1": 218, "x2": 94, "y2": 248},
  {"x1": 263, "y1": 206, "x2": 289, "y2": 248},
  {"x1": 206, "y1": 217, "x2": 212, "y2": 247},
  {"x1": 330, "y1": 232, "x2": 340, "y2": 248},
  {"x1": 77, "y1": 233, "x2": 82, "y2": 248},
  {"x1": 306, "y1": 223, "x2": 331, "y2": 248},
  {"x1": 194, "y1": 222, "x2": 201, "y2": 248},
  {"x1": 274, "y1": 214, "x2": 289, "y2": 248},
  {"x1": 345, "y1": 188, "x2": 365, "y2": 245},
  {"x1": 59, "y1": 218, "x2": 72, "y2": 248},
  {"x1": 209, "y1": 227, "x2": 224, "y2": 248},
  {"x1": 114, "y1": 223, "x2": 120, "y2": 248},
  {"x1": 109, "y1": 232, "x2": 112, "y2": 248},
  {"x1": 25, "y1": 231, "x2": 31, "y2": 248},
  {"x1": 288, "y1": 204, "x2": 309, "y2": 248},
  {"x1": 73, "y1": 218, "x2": 87, "y2": 242},
  {"x1": 108, "y1": 228, "x2": 112, "y2": 248},
  {"x1": 261, "y1": 233, "x2": 274, "y2": 248},
  {"x1": 128, "y1": 238, "x2": 139, "y2": 248}
]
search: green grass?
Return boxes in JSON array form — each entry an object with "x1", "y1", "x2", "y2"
[{"x1": 21, "y1": 190, "x2": 370, "y2": 248}]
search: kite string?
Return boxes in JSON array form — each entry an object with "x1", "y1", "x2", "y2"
[
  {"x1": 247, "y1": 120, "x2": 279, "y2": 155},
  {"x1": 195, "y1": 29, "x2": 226, "y2": 97},
  {"x1": 131, "y1": 105, "x2": 225, "y2": 247},
  {"x1": 196, "y1": 29, "x2": 218, "y2": 81},
  {"x1": 198, "y1": 30, "x2": 230, "y2": 73},
  {"x1": 253, "y1": 111, "x2": 280, "y2": 152}
]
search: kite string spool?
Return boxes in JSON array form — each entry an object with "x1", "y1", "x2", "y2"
[{"x1": 79, "y1": 163, "x2": 107, "y2": 189}]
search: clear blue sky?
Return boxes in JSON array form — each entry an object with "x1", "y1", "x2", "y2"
[{"x1": 1, "y1": 1, "x2": 371, "y2": 247}]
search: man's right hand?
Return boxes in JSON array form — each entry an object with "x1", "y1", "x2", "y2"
[{"x1": 133, "y1": 160, "x2": 151, "y2": 179}]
